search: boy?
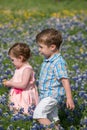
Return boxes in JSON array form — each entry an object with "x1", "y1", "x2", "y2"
[{"x1": 33, "y1": 28, "x2": 75, "y2": 130}]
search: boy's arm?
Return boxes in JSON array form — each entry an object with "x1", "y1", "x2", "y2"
[{"x1": 61, "y1": 78, "x2": 75, "y2": 110}]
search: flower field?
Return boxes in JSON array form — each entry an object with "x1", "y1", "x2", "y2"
[{"x1": 0, "y1": 9, "x2": 87, "y2": 130}]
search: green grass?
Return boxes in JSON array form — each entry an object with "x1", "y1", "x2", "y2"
[
  {"x1": 0, "y1": 86, "x2": 8, "y2": 95},
  {"x1": 0, "y1": 0, "x2": 87, "y2": 25},
  {"x1": 0, "y1": 0, "x2": 87, "y2": 13}
]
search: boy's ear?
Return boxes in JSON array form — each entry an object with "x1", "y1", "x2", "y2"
[{"x1": 50, "y1": 44, "x2": 56, "y2": 51}]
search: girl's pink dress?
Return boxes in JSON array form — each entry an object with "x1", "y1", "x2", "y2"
[{"x1": 9, "y1": 64, "x2": 38, "y2": 114}]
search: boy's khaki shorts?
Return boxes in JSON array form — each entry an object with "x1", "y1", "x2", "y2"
[{"x1": 33, "y1": 97, "x2": 59, "y2": 122}]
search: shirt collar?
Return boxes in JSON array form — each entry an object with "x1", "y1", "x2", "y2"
[{"x1": 44, "y1": 53, "x2": 61, "y2": 62}]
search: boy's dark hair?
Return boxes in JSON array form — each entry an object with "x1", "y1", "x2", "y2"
[
  {"x1": 36, "y1": 28, "x2": 62, "y2": 49},
  {"x1": 8, "y1": 43, "x2": 31, "y2": 62}
]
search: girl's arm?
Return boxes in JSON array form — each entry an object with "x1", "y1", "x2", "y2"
[
  {"x1": 61, "y1": 78, "x2": 75, "y2": 110},
  {"x1": 3, "y1": 77, "x2": 13, "y2": 85},
  {"x1": 3, "y1": 68, "x2": 32, "y2": 89}
]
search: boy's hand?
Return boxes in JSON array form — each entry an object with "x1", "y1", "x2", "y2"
[{"x1": 66, "y1": 98, "x2": 75, "y2": 110}]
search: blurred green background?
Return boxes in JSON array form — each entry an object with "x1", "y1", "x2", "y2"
[{"x1": 0, "y1": 0, "x2": 87, "y2": 13}]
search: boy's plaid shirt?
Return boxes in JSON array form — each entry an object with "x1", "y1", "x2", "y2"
[{"x1": 39, "y1": 53, "x2": 68, "y2": 102}]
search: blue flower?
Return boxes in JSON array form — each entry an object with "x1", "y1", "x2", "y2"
[{"x1": 0, "y1": 108, "x2": 2, "y2": 116}]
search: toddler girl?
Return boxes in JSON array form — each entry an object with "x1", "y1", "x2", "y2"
[{"x1": 3, "y1": 43, "x2": 38, "y2": 115}]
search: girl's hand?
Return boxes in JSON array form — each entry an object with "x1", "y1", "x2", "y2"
[
  {"x1": 2, "y1": 79, "x2": 11, "y2": 87},
  {"x1": 66, "y1": 98, "x2": 75, "y2": 110},
  {"x1": 2, "y1": 79, "x2": 7, "y2": 86}
]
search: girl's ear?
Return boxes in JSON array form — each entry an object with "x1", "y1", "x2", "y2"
[{"x1": 19, "y1": 55, "x2": 24, "y2": 61}]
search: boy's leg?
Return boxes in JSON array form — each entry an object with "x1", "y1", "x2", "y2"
[
  {"x1": 48, "y1": 105, "x2": 60, "y2": 130},
  {"x1": 33, "y1": 97, "x2": 58, "y2": 129},
  {"x1": 37, "y1": 118, "x2": 60, "y2": 130},
  {"x1": 37, "y1": 118, "x2": 51, "y2": 125},
  {"x1": 38, "y1": 120, "x2": 60, "y2": 130},
  {"x1": 55, "y1": 120, "x2": 60, "y2": 130},
  {"x1": 38, "y1": 118, "x2": 52, "y2": 130}
]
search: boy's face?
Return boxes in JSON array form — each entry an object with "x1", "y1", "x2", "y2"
[{"x1": 38, "y1": 43, "x2": 57, "y2": 58}]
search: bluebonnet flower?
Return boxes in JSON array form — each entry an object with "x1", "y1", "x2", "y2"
[
  {"x1": 79, "y1": 91, "x2": 85, "y2": 97},
  {"x1": 30, "y1": 104, "x2": 36, "y2": 111},
  {"x1": 28, "y1": 105, "x2": 36, "y2": 116},
  {"x1": 83, "y1": 94, "x2": 87, "y2": 100},
  {"x1": 7, "y1": 124, "x2": 14, "y2": 130},
  {"x1": 5, "y1": 69, "x2": 12, "y2": 75},
  {"x1": 0, "y1": 94, "x2": 7, "y2": 105},
  {"x1": 82, "y1": 118, "x2": 87, "y2": 125},
  {"x1": 16, "y1": 127, "x2": 21, "y2": 130},
  {"x1": 18, "y1": 108, "x2": 24, "y2": 114},
  {"x1": 31, "y1": 122, "x2": 44, "y2": 130},
  {"x1": 0, "y1": 108, "x2": 2, "y2": 116},
  {"x1": 3, "y1": 112, "x2": 9, "y2": 117},
  {"x1": 9, "y1": 102, "x2": 14, "y2": 106},
  {"x1": 48, "y1": 123, "x2": 55, "y2": 129},
  {"x1": 11, "y1": 114, "x2": 21, "y2": 121},
  {"x1": 26, "y1": 115, "x2": 33, "y2": 121},
  {"x1": 0, "y1": 125, "x2": 4, "y2": 130},
  {"x1": 70, "y1": 125, "x2": 75, "y2": 130}
]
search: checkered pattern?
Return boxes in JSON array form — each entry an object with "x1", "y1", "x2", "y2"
[{"x1": 39, "y1": 53, "x2": 68, "y2": 102}]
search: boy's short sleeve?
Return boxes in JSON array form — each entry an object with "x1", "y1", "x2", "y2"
[{"x1": 54, "y1": 60, "x2": 68, "y2": 80}]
